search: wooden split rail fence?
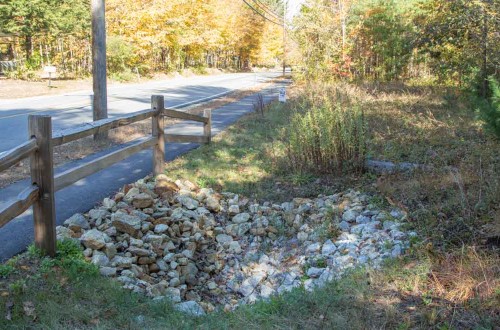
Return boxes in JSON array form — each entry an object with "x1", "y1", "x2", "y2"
[{"x1": 0, "y1": 95, "x2": 211, "y2": 257}]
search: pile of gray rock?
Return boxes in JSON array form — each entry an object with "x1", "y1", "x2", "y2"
[{"x1": 58, "y1": 175, "x2": 413, "y2": 316}]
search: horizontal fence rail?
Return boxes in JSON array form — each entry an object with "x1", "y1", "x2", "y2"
[
  {"x1": 52, "y1": 109, "x2": 156, "y2": 147},
  {"x1": 0, "y1": 94, "x2": 212, "y2": 257},
  {"x1": 0, "y1": 185, "x2": 39, "y2": 228},
  {"x1": 0, "y1": 139, "x2": 37, "y2": 172},
  {"x1": 164, "y1": 109, "x2": 209, "y2": 123}
]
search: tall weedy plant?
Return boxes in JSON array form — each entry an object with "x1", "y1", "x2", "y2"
[{"x1": 284, "y1": 85, "x2": 366, "y2": 174}]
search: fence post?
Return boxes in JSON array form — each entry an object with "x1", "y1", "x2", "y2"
[
  {"x1": 203, "y1": 109, "x2": 212, "y2": 143},
  {"x1": 28, "y1": 115, "x2": 56, "y2": 257},
  {"x1": 151, "y1": 95, "x2": 165, "y2": 176}
]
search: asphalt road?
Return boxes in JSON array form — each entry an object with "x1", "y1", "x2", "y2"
[
  {"x1": 0, "y1": 71, "x2": 280, "y2": 152},
  {"x1": 0, "y1": 73, "x2": 287, "y2": 261}
]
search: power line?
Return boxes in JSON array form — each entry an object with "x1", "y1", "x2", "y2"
[
  {"x1": 252, "y1": 0, "x2": 283, "y2": 21},
  {"x1": 242, "y1": 0, "x2": 283, "y2": 26}
]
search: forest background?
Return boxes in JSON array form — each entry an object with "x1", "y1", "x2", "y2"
[{"x1": 0, "y1": 0, "x2": 498, "y2": 97}]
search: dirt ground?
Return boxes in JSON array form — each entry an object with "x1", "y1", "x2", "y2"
[{"x1": 0, "y1": 78, "x2": 93, "y2": 99}]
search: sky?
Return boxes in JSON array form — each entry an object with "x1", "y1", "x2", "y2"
[{"x1": 287, "y1": 0, "x2": 304, "y2": 20}]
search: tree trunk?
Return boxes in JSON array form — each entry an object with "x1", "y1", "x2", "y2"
[{"x1": 25, "y1": 35, "x2": 32, "y2": 61}]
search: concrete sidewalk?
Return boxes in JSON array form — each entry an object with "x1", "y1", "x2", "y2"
[{"x1": 0, "y1": 82, "x2": 288, "y2": 261}]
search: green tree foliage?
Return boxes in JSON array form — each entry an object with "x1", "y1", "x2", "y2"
[
  {"x1": 292, "y1": 0, "x2": 499, "y2": 93},
  {"x1": 477, "y1": 77, "x2": 500, "y2": 139},
  {"x1": 0, "y1": 0, "x2": 283, "y2": 76},
  {"x1": 415, "y1": 0, "x2": 500, "y2": 95},
  {"x1": 0, "y1": 0, "x2": 89, "y2": 61}
]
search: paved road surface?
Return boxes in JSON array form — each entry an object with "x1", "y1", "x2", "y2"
[
  {"x1": 0, "y1": 75, "x2": 288, "y2": 261},
  {"x1": 0, "y1": 71, "x2": 280, "y2": 152}
]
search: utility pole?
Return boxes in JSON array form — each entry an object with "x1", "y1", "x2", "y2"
[
  {"x1": 282, "y1": 0, "x2": 287, "y2": 76},
  {"x1": 91, "y1": 0, "x2": 108, "y2": 140}
]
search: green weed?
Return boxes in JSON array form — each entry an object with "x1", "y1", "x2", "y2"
[{"x1": 0, "y1": 264, "x2": 14, "y2": 278}]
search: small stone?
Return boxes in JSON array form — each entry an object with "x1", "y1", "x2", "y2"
[
  {"x1": 237, "y1": 223, "x2": 251, "y2": 236},
  {"x1": 80, "y1": 229, "x2": 108, "y2": 249},
  {"x1": 306, "y1": 267, "x2": 325, "y2": 278},
  {"x1": 138, "y1": 256, "x2": 156, "y2": 265},
  {"x1": 169, "y1": 278, "x2": 180, "y2": 287},
  {"x1": 306, "y1": 242, "x2": 321, "y2": 253},
  {"x1": 260, "y1": 284, "x2": 274, "y2": 298},
  {"x1": 182, "y1": 249, "x2": 194, "y2": 259},
  {"x1": 238, "y1": 282, "x2": 256, "y2": 297},
  {"x1": 165, "y1": 288, "x2": 181, "y2": 303},
  {"x1": 383, "y1": 221, "x2": 396, "y2": 230},
  {"x1": 104, "y1": 243, "x2": 117, "y2": 259},
  {"x1": 355, "y1": 215, "x2": 371, "y2": 224},
  {"x1": 390, "y1": 209, "x2": 404, "y2": 219},
  {"x1": 100, "y1": 267, "x2": 117, "y2": 277},
  {"x1": 297, "y1": 231, "x2": 308, "y2": 242},
  {"x1": 128, "y1": 246, "x2": 151, "y2": 257},
  {"x1": 111, "y1": 256, "x2": 134, "y2": 268},
  {"x1": 342, "y1": 210, "x2": 358, "y2": 222},
  {"x1": 91, "y1": 254, "x2": 110, "y2": 267},
  {"x1": 338, "y1": 221, "x2": 350, "y2": 231},
  {"x1": 164, "y1": 241, "x2": 176, "y2": 251},
  {"x1": 207, "y1": 281, "x2": 217, "y2": 290},
  {"x1": 228, "y1": 205, "x2": 240, "y2": 215},
  {"x1": 130, "y1": 237, "x2": 144, "y2": 247},
  {"x1": 227, "y1": 241, "x2": 242, "y2": 254},
  {"x1": 205, "y1": 196, "x2": 221, "y2": 212},
  {"x1": 104, "y1": 226, "x2": 117, "y2": 237},
  {"x1": 64, "y1": 214, "x2": 89, "y2": 231},
  {"x1": 154, "y1": 224, "x2": 169, "y2": 234},
  {"x1": 132, "y1": 193, "x2": 154, "y2": 209},
  {"x1": 149, "y1": 263, "x2": 160, "y2": 273},
  {"x1": 321, "y1": 240, "x2": 337, "y2": 255},
  {"x1": 178, "y1": 196, "x2": 199, "y2": 210},
  {"x1": 56, "y1": 226, "x2": 76, "y2": 241},
  {"x1": 175, "y1": 301, "x2": 205, "y2": 316},
  {"x1": 232, "y1": 213, "x2": 250, "y2": 224},
  {"x1": 216, "y1": 234, "x2": 233, "y2": 244},
  {"x1": 102, "y1": 198, "x2": 116, "y2": 210},
  {"x1": 112, "y1": 213, "x2": 142, "y2": 236},
  {"x1": 89, "y1": 209, "x2": 109, "y2": 220},
  {"x1": 391, "y1": 245, "x2": 402, "y2": 257},
  {"x1": 83, "y1": 248, "x2": 93, "y2": 257},
  {"x1": 142, "y1": 234, "x2": 163, "y2": 247}
]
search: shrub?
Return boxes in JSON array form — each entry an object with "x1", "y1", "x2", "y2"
[
  {"x1": 107, "y1": 36, "x2": 135, "y2": 74},
  {"x1": 0, "y1": 264, "x2": 14, "y2": 278},
  {"x1": 283, "y1": 85, "x2": 366, "y2": 174},
  {"x1": 476, "y1": 77, "x2": 500, "y2": 139}
]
